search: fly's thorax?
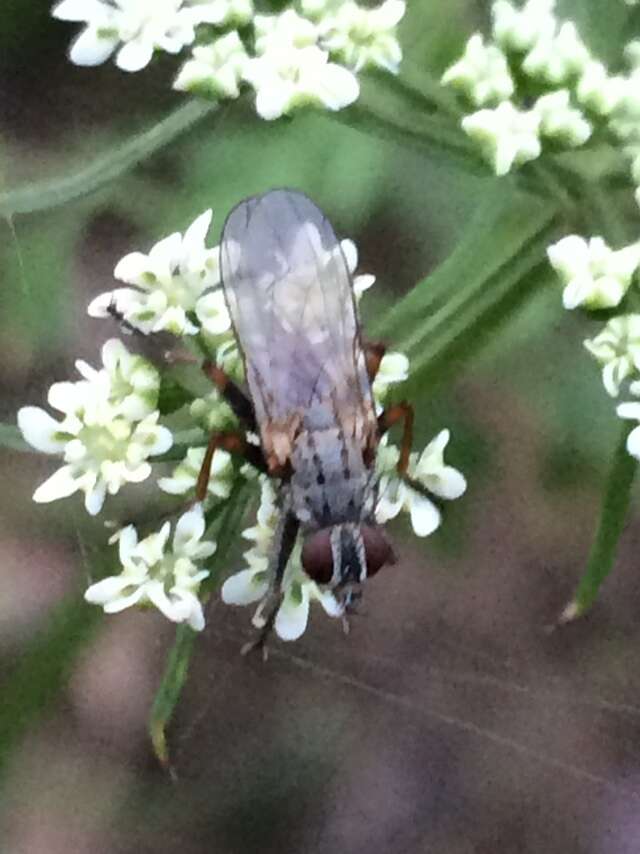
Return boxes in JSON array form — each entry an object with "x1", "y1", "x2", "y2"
[{"x1": 290, "y1": 427, "x2": 375, "y2": 528}]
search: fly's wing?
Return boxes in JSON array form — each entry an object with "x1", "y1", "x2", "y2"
[{"x1": 219, "y1": 189, "x2": 373, "y2": 445}]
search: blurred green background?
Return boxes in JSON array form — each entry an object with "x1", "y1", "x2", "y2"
[{"x1": 3, "y1": 2, "x2": 640, "y2": 852}]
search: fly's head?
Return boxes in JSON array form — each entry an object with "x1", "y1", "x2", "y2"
[{"x1": 301, "y1": 521, "x2": 396, "y2": 609}]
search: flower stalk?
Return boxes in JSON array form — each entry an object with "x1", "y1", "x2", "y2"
[{"x1": 559, "y1": 422, "x2": 637, "y2": 623}]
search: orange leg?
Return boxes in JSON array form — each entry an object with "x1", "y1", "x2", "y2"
[
  {"x1": 364, "y1": 341, "x2": 386, "y2": 383},
  {"x1": 378, "y1": 402, "x2": 414, "y2": 476},
  {"x1": 195, "y1": 431, "x2": 266, "y2": 502}
]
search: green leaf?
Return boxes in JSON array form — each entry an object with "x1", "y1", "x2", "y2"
[
  {"x1": 0, "y1": 99, "x2": 217, "y2": 217},
  {"x1": 377, "y1": 189, "x2": 559, "y2": 388},
  {"x1": 149, "y1": 623, "x2": 198, "y2": 772},
  {"x1": 157, "y1": 375, "x2": 196, "y2": 416},
  {"x1": 148, "y1": 481, "x2": 254, "y2": 769},
  {"x1": 559, "y1": 422, "x2": 637, "y2": 624},
  {"x1": 0, "y1": 423, "x2": 30, "y2": 452},
  {"x1": 0, "y1": 596, "x2": 101, "y2": 777}
]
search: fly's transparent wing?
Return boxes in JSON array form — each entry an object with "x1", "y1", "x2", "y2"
[{"x1": 220, "y1": 189, "x2": 373, "y2": 435}]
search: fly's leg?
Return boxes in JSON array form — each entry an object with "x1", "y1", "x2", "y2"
[
  {"x1": 241, "y1": 509, "x2": 299, "y2": 659},
  {"x1": 202, "y1": 360, "x2": 257, "y2": 431},
  {"x1": 364, "y1": 341, "x2": 386, "y2": 383},
  {"x1": 378, "y1": 402, "x2": 444, "y2": 506},
  {"x1": 195, "y1": 431, "x2": 267, "y2": 503},
  {"x1": 378, "y1": 402, "x2": 414, "y2": 476}
]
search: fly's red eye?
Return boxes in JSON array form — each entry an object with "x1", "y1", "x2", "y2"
[
  {"x1": 301, "y1": 529, "x2": 334, "y2": 584},
  {"x1": 361, "y1": 526, "x2": 395, "y2": 577}
]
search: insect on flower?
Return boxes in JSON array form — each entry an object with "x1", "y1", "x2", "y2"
[{"x1": 196, "y1": 188, "x2": 423, "y2": 650}]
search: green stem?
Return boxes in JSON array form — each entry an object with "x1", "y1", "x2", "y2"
[
  {"x1": 148, "y1": 481, "x2": 254, "y2": 769},
  {"x1": 0, "y1": 99, "x2": 217, "y2": 217},
  {"x1": 560, "y1": 423, "x2": 637, "y2": 622},
  {"x1": 149, "y1": 624, "x2": 197, "y2": 772}
]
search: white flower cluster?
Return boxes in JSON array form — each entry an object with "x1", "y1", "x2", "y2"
[
  {"x1": 442, "y1": 0, "x2": 603, "y2": 175},
  {"x1": 18, "y1": 339, "x2": 171, "y2": 515},
  {"x1": 53, "y1": 0, "x2": 405, "y2": 121},
  {"x1": 547, "y1": 235, "x2": 640, "y2": 461},
  {"x1": 85, "y1": 505, "x2": 215, "y2": 630},
  {"x1": 18, "y1": 203, "x2": 464, "y2": 639},
  {"x1": 585, "y1": 314, "x2": 640, "y2": 461}
]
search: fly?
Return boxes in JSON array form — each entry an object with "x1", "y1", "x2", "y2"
[{"x1": 196, "y1": 189, "x2": 417, "y2": 649}]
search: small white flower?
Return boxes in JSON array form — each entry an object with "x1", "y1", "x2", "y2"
[
  {"x1": 88, "y1": 210, "x2": 220, "y2": 336},
  {"x1": 173, "y1": 31, "x2": 249, "y2": 99},
  {"x1": 254, "y1": 9, "x2": 318, "y2": 53},
  {"x1": 584, "y1": 315, "x2": 640, "y2": 397},
  {"x1": 85, "y1": 505, "x2": 215, "y2": 630},
  {"x1": 576, "y1": 61, "x2": 627, "y2": 116},
  {"x1": 52, "y1": 0, "x2": 223, "y2": 72},
  {"x1": 462, "y1": 101, "x2": 541, "y2": 175},
  {"x1": 158, "y1": 446, "x2": 235, "y2": 500},
  {"x1": 491, "y1": 0, "x2": 556, "y2": 53},
  {"x1": 222, "y1": 552, "x2": 342, "y2": 641},
  {"x1": 533, "y1": 90, "x2": 591, "y2": 147},
  {"x1": 189, "y1": 392, "x2": 238, "y2": 432},
  {"x1": 18, "y1": 342, "x2": 171, "y2": 514},
  {"x1": 547, "y1": 235, "x2": 640, "y2": 310},
  {"x1": 616, "y1": 401, "x2": 640, "y2": 460},
  {"x1": 612, "y1": 70, "x2": 640, "y2": 132},
  {"x1": 318, "y1": 0, "x2": 406, "y2": 74},
  {"x1": 442, "y1": 33, "x2": 514, "y2": 107},
  {"x1": 371, "y1": 352, "x2": 409, "y2": 401},
  {"x1": 76, "y1": 338, "x2": 160, "y2": 421},
  {"x1": 522, "y1": 21, "x2": 590, "y2": 84},
  {"x1": 625, "y1": 40, "x2": 640, "y2": 69},
  {"x1": 244, "y1": 43, "x2": 359, "y2": 120},
  {"x1": 194, "y1": 288, "x2": 232, "y2": 337},
  {"x1": 376, "y1": 430, "x2": 466, "y2": 537},
  {"x1": 340, "y1": 238, "x2": 375, "y2": 298}
]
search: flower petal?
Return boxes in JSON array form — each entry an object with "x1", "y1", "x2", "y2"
[
  {"x1": 32, "y1": 465, "x2": 80, "y2": 503},
  {"x1": 17, "y1": 407, "x2": 67, "y2": 454},
  {"x1": 116, "y1": 39, "x2": 155, "y2": 73},
  {"x1": 409, "y1": 493, "x2": 441, "y2": 537},
  {"x1": 274, "y1": 587, "x2": 310, "y2": 640},
  {"x1": 69, "y1": 27, "x2": 117, "y2": 66},
  {"x1": 221, "y1": 568, "x2": 268, "y2": 605}
]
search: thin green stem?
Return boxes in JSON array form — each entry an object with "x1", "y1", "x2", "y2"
[
  {"x1": 0, "y1": 99, "x2": 217, "y2": 217},
  {"x1": 560, "y1": 423, "x2": 637, "y2": 622}
]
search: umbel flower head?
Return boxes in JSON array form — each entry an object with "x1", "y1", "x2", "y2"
[
  {"x1": 88, "y1": 209, "x2": 228, "y2": 337},
  {"x1": 18, "y1": 340, "x2": 172, "y2": 515},
  {"x1": 547, "y1": 235, "x2": 640, "y2": 310},
  {"x1": 85, "y1": 505, "x2": 215, "y2": 630},
  {"x1": 53, "y1": 0, "x2": 406, "y2": 122},
  {"x1": 52, "y1": 0, "x2": 233, "y2": 72}
]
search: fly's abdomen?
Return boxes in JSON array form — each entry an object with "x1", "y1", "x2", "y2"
[{"x1": 290, "y1": 428, "x2": 373, "y2": 529}]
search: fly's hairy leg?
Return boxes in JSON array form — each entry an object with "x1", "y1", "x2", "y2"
[
  {"x1": 364, "y1": 341, "x2": 386, "y2": 383},
  {"x1": 202, "y1": 360, "x2": 257, "y2": 431},
  {"x1": 195, "y1": 431, "x2": 267, "y2": 502},
  {"x1": 378, "y1": 402, "x2": 414, "y2": 476},
  {"x1": 241, "y1": 508, "x2": 300, "y2": 659},
  {"x1": 378, "y1": 403, "x2": 444, "y2": 507}
]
